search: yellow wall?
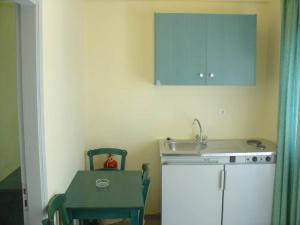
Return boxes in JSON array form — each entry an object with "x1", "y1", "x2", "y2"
[
  {"x1": 42, "y1": 0, "x2": 87, "y2": 195},
  {"x1": 0, "y1": 3, "x2": 20, "y2": 182},
  {"x1": 82, "y1": 0, "x2": 281, "y2": 213},
  {"x1": 262, "y1": 0, "x2": 281, "y2": 142},
  {"x1": 42, "y1": 0, "x2": 281, "y2": 214}
]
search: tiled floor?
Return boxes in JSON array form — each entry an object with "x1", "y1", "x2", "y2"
[
  {"x1": 145, "y1": 217, "x2": 161, "y2": 225},
  {"x1": 106, "y1": 216, "x2": 161, "y2": 225}
]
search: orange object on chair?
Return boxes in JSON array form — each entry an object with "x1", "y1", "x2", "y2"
[{"x1": 104, "y1": 154, "x2": 118, "y2": 169}]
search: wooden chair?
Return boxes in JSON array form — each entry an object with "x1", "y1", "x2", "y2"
[
  {"x1": 139, "y1": 163, "x2": 151, "y2": 225},
  {"x1": 142, "y1": 164, "x2": 149, "y2": 184},
  {"x1": 87, "y1": 148, "x2": 127, "y2": 171},
  {"x1": 85, "y1": 148, "x2": 128, "y2": 225},
  {"x1": 42, "y1": 194, "x2": 71, "y2": 225}
]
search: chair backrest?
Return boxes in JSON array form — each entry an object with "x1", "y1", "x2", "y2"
[
  {"x1": 41, "y1": 194, "x2": 71, "y2": 225},
  {"x1": 139, "y1": 163, "x2": 151, "y2": 225},
  {"x1": 142, "y1": 163, "x2": 149, "y2": 183},
  {"x1": 143, "y1": 178, "x2": 150, "y2": 205},
  {"x1": 87, "y1": 148, "x2": 127, "y2": 171}
]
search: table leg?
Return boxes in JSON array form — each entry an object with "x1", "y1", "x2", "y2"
[{"x1": 130, "y1": 209, "x2": 139, "y2": 225}]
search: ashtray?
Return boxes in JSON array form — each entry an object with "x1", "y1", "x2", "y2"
[{"x1": 96, "y1": 178, "x2": 110, "y2": 188}]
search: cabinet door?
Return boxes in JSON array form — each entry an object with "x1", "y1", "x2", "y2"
[
  {"x1": 223, "y1": 164, "x2": 275, "y2": 225},
  {"x1": 206, "y1": 15, "x2": 256, "y2": 85},
  {"x1": 155, "y1": 14, "x2": 207, "y2": 85},
  {"x1": 162, "y1": 165, "x2": 223, "y2": 225}
]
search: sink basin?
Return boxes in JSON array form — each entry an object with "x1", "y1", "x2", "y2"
[
  {"x1": 161, "y1": 139, "x2": 207, "y2": 155},
  {"x1": 160, "y1": 139, "x2": 277, "y2": 157}
]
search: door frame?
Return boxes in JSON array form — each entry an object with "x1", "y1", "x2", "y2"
[{"x1": 14, "y1": 0, "x2": 47, "y2": 225}]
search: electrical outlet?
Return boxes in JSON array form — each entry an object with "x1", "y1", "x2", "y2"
[{"x1": 219, "y1": 108, "x2": 226, "y2": 116}]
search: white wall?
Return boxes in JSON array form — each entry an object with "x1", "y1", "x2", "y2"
[
  {"x1": 82, "y1": 1, "x2": 280, "y2": 213},
  {"x1": 42, "y1": 0, "x2": 86, "y2": 196},
  {"x1": 262, "y1": 0, "x2": 281, "y2": 142}
]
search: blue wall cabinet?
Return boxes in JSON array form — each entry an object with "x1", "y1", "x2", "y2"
[{"x1": 155, "y1": 13, "x2": 257, "y2": 86}]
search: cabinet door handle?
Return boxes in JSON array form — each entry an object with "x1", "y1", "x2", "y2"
[
  {"x1": 209, "y1": 73, "x2": 215, "y2": 78},
  {"x1": 199, "y1": 73, "x2": 204, "y2": 78},
  {"x1": 220, "y1": 169, "x2": 225, "y2": 190}
]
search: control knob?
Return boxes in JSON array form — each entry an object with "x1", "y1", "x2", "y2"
[
  {"x1": 252, "y1": 156, "x2": 258, "y2": 162},
  {"x1": 266, "y1": 156, "x2": 271, "y2": 162}
]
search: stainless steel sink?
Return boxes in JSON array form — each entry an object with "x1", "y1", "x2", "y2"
[
  {"x1": 160, "y1": 139, "x2": 277, "y2": 157},
  {"x1": 161, "y1": 139, "x2": 207, "y2": 155}
]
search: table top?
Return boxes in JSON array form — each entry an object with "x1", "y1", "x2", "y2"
[{"x1": 64, "y1": 170, "x2": 144, "y2": 209}]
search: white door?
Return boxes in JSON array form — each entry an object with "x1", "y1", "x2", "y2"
[
  {"x1": 162, "y1": 164, "x2": 224, "y2": 225},
  {"x1": 223, "y1": 164, "x2": 275, "y2": 225}
]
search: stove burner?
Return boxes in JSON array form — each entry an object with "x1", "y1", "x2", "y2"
[
  {"x1": 247, "y1": 140, "x2": 262, "y2": 146},
  {"x1": 247, "y1": 140, "x2": 266, "y2": 150}
]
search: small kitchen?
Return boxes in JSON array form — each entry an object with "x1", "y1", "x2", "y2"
[
  {"x1": 41, "y1": 0, "x2": 282, "y2": 224},
  {"x1": 3, "y1": 0, "x2": 293, "y2": 224},
  {"x1": 155, "y1": 10, "x2": 278, "y2": 225}
]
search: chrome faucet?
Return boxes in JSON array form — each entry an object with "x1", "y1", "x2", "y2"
[{"x1": 193, "y1": 118, "x2": 206, "y2": 144}]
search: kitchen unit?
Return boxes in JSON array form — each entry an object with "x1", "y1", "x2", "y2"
[
  {"x1": 160, "y1": 139, "x2": 276, "y2": 225},
  {"x1": 155, "y1": 13, "x2": 257, "y2": 85}
]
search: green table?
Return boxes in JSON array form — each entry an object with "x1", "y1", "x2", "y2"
[{"x1": 65, "y1": 170, "x2": 144, "y2": 225}]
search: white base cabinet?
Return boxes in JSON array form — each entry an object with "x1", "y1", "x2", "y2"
[
  {"x1": 162, "y1": 164, "x2": 275, "y2": 225},
  {"x1": 223, "y1": 164, "x2": 275, "y2": 225},
  {"x1": 162, "y1": 165, "x2": 224, "y2": 225}
]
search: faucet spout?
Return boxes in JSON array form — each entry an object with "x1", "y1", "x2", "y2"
[{"x1": 193, "y1": 118, "x2": 202, "y2": 141}]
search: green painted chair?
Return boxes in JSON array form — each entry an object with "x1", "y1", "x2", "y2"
[
  {"x1": 139, "y1": 163, "x2": 151, "y2": 225},
  {"x1": 142, "y1": 163, "x2": 149, "y2": 184},
  {"x1": 87, "y1": 148, "x2": 127, "y2": 171},
  {"x1": 85, "y1": 148, "x2": 128, "y2": 225},
  {"x1": 42, "y1": 194, "x2": 71, "y2": 225}
]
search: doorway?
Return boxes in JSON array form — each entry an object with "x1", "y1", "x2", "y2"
[
  {"x1": 0, "y1": 3, "x2": 24, "y2": 225},
  {"x1": 0, "y1": 1, "x2": 47, "y2": 225}
]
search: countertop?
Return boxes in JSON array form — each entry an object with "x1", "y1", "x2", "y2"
[{"x1": 159, "y1": 138, "x2": 277, "y2": 157}]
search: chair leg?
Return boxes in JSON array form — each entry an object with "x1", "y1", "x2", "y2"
[{"x1": 139, "y1": 209, "x2": 145, "y2": 225}]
